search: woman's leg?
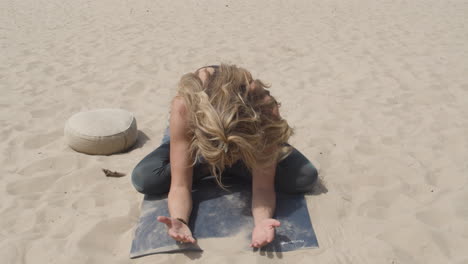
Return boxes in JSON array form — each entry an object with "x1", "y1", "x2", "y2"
[
  {"x1": 131, "y1": 142, "x2": 210, "y2": 195},
  {"x1": 224, "y1": 145, "x2": 318, "y2": 194},
  {"x1": 131, "y1": 143, "x2": 172, "y2": 195},
  {"x1": 274, "y1": 147, "x2": 318, "y2": 193}
]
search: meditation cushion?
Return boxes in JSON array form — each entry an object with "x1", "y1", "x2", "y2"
[{"x1": 65, "y1": 109, "x2": 138, "y2": 155}]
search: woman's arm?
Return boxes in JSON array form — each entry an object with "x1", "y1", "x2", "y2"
[
  {"x1": 167, "y1": 68, "x2": 214, "y2": 223},
  {"x1": 251, "y1": 162, "x2": 276, "y2": 224},
  {"x1": 156, "y1": 96, "x2": 195, "y2": 243},
  {"x1": 250, "y1": 158, "x2": 281, "y2": 248},
  {"x1": 168, "y1": 96, "x2": 194, "y2": 223}
]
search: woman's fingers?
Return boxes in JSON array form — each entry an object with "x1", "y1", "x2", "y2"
[
  {"x1": 167, "y1": 228, "x2": 195, "y2": 243},
  {"x1": 250, "y1": 238, "x2": 264, "y2": 248},
  {"x1": 167, "y1": 229, "x2": 177, "y2": 238},
  {"x1": 250, "y1": 241, "x2": 265, "y2": 248},
  {"x1": 184, "y1": 235, "x2": 196, "y2": 243},
  {"x1": 168, "y1": 230, "x2": 184, "y2": 241},
  {"x1": 157, "y1": 216, "x2": 196, "y2": 243},
  {"x1": 174, "y1": 235, "x2": 194, "y2": 243},
  {"x1": 265, "y1": 219, "x2": 281, "y2": 228},
  {"x1": 157, "y1": 216, "x2": 172, "y2": 228},
  {"x1": 250, "y1": 220, "x2": 279, "y2": 248}
]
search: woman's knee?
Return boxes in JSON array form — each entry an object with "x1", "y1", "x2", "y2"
[
  {"x1": 131, "y1": 164, "x2": 147, "y2": 193},
  {"x1": 131, "y1": 163, "x2": 170, "y2": 195},
  {"x1": 276, "y1": 162, "x2": 318, "y2": 194},
  {"x1": 296, "y1": 163, "x2": 318, "y2": 193}
]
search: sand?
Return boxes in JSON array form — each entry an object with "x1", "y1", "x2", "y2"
[{"x1": 1, "y1": 0, "x2": 468, "y2": 263}]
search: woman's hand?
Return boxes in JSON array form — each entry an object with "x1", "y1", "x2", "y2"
[
  {"x1": 250, "y1": 218, "x2": 281, "y2": 248},
  {"x1": 157, "y1": 216, "x2": 196, "y2": 243}
]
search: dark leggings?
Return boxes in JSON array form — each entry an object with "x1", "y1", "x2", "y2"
[{"x1": 131, "y1": 142, "x2": 318, "y2": 195}]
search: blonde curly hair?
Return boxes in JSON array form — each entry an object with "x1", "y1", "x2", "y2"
[{"x1": 177, "y1": 64, "x2": 293, "y2": 188}]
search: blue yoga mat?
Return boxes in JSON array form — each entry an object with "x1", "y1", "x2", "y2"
[{"x1": 130, "y1": 179, "x2": 318, "y2": 258}]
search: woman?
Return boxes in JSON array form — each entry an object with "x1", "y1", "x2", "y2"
[{"x1": 132, "y1": 64, "x2": 318, "y2": 248}]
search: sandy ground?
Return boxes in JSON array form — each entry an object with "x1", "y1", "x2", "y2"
[{"x1": 1, "y1": 0, "x2": 468, "y2": 263}]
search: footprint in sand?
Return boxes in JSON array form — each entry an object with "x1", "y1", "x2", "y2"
[
  {"x1": 0, "y1": 126, "x2": 14, "y2": 141},
  {"x1": 17, "y1": 154, "x2": 80, "y2": 176},
  {"x1": 380, "y1": 136, "x2": 395, "y2": 146},
  {"x1": 1, "y1": 206, "x2": 38, "y2": 234},
  {"x1": 415, "y1": 208, "x2": 448, "y2": 229},
  {"x1": 30, "y1": 103, "x2": 66, "y2": 118},
  {"x1": 453, "y1": 191, "x2": 468, "y2": 219},
  {"x1": 78, "y1": 216, "x2": 133, "y2": 254},
  {"x1": 6, "y1": 173, "x2": 59, "y2": 195},
  {"x1": 49, "y1": 217, "x2": 77, "y2": 239},
  {"x1": 72, "y1": 197, "x2": 96, "y2": 211},
  {"x1": 26, "y1": 61, "x2": 41, "y2": 72},
  {"x1": 55, "y1": 74, "x2": 69, "y2": 82},
  {"x1": 122, "y1": 81, "x2": 146, "y2": 97},
  {"x1": 357, "y1": 199, "x2": 389, "y2": 220},
  {"x1": 42, "y1": 66, "x2": 55, "y2": 75},
  {"x1": 0, "y1": 244, "x2": 21, "y2": 264},
  {"x1": 23, "y1": 130, "x2": 62, "y2": 149}
]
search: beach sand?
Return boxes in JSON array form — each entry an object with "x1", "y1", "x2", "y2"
[{"x1": 1, "y1": 0, "x2": 468, "y2": 263}]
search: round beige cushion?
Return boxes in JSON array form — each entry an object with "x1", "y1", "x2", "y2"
[{"x1": 65, "y1": 109, "x2": 138, "y2": 155}]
